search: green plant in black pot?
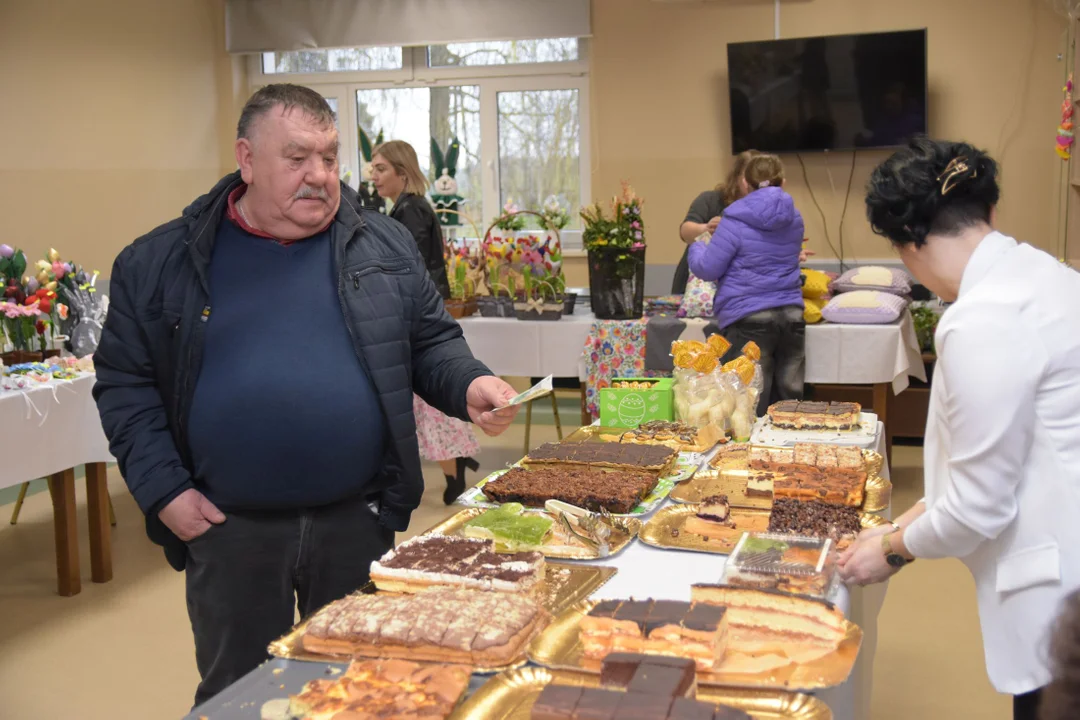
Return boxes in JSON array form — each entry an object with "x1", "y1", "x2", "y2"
[{"x1": 910, "y1": 304, "x2": 941, "y2": 354}]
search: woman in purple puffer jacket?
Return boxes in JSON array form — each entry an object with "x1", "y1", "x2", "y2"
[{"x1": 688, "y1": 154, "x2": 805, "y2": 416}]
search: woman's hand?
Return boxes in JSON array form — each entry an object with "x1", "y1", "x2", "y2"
[
  {"x1": 706, "y1": 216, "x2": 722, "y2": 233},
  {"x1": 799, "y1": 248, "x2": 815, "y2": 263},
  {"x1": 838, "y1": 534, "x2": 900, "y2": 586}
]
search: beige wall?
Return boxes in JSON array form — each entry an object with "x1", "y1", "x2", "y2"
[
  {"x1": 588, "y1": 0, "x2": 1070, "y2": 270},
  {"x1": 2, "y1": 0, "x2": 1067, "y2": 280},
  {"x1": 0, "y1": 0, "x2": 246, "y2": 275}
]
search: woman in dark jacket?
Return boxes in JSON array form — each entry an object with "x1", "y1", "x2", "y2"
[{"x1": 371, "y1": 140, "x2": 478, "y2": 503}]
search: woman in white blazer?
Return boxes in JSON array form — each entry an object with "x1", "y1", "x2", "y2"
[{"x1": 839, "y1": 137, "x2": 1080, "y2": 720}]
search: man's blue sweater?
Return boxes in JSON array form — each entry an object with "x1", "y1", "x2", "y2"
[{"x1": 187, "y1": 217, "x2": 386, "y2": 510}]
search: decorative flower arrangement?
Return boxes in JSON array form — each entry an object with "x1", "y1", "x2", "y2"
[
  {"x1": 541, "y1": 195, "x2": 572, "y2": 231},
  {"x1": 581, "y1": 181, "x2": 646, "y2": 253},
  {"x1": 0, "y1": 246, "x2": 94, "y2": 356},
  {"x1": 493, "y1": 200, "x2": 528, "y2": 233}
]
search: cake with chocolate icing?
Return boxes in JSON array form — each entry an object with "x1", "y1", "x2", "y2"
[
  {"x1": 481, "y1": 466, "x2": 659, "y2": 514},
  {"x1": 530, "y1": 683, "x2": 751, "y2": 720},
  {"x1": 369, "y1": 535, "x2": 545, "y2": 594},
  {"x1": 767, "y1": 401, "x2": 861, "y2": 431},
  {"x1": 526, "y1": 440, "x2": 678, "y2": 474},
  {"x1": 580, "y1": 598, "x2": 729, "y2": 670},
  {"x1": 603, "y1": 420, "x2": 725, "y2": 453},
  {"x1": 767, "y1": 498, "x2": 862, "y2": 543}
]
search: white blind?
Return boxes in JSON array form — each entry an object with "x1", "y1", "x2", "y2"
[{"x1": 225, "y1": 0, "x2": 592, "y2": 54}]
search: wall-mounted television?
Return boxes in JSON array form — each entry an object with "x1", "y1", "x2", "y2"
[{"x1": 727, "y1": 29, "x2": 927, "y2": 154}]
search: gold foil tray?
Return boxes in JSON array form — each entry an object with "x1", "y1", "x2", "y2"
[
  {"x1": 268, "y1": 564, "x2": 615, "y2": 666},
  {"x1": 528, "y1": 601, "x2": 862, "y2": 691},
  {"x1": 426, "y1": 508, "x2": 641, "y2": 560},
  {"x1": 641, "y1": 504, "x2": 890, "y2": 555},
  {"x1": 451, "y1": 666, "x2": 832, "y2": 719},
  {"x1": 694, "y1": 446, "x2": 891, "y2": 513}
]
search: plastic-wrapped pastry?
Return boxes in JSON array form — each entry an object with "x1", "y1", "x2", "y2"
[
  {"x1": 730, "y1": 408, "x2": 753, "y2": 441},
  {"x1": 741, "y1": 341, "x2": 762, "y2": 362},
  {"x1": 707, "y1": 334, "x2": 732, "y2": 358}
]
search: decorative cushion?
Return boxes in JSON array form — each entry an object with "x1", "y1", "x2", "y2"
[
  {"x1": 679, "y1": 272, "x2": 716, "y2": 319},
  {"x1": 830, "y1": 265, "x2": 911, "y2": 296},
  {"x1": 821, "y1": 290, "x2": 908, "y2": 325},
  {"x1": 802, "y1": 269, "x2": 831, "y2": 300}
]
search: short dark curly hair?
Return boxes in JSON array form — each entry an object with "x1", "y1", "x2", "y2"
[{"x1": 865, "y1": 136, "x2": 1000, "y2": 248}]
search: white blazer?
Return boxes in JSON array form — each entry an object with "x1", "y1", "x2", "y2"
[{"x1": 903, "y1": 231, "x2": 1080, "y2": 694}]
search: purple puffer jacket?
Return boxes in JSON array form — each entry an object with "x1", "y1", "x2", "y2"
[{"x1": 687, "y1": 186, "x2": 804, "y2": 329}]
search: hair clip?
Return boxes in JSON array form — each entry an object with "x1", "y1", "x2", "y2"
[
  {"x1": 937, "y1": 157, "x2": 977, "y2": 196},
  {"x1": 758, "y1": 180, "x2": 771, "y2": 189}
]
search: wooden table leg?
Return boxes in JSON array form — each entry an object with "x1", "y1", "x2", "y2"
[
  {"x1": 873, "y1": 382, "x2": 892, "y2": 467},
  {"x1": 85, "y1": 462, "x2": 113, "y2": 584},
  {"x1": 47, "y1": 469, "x2": 81, "y2": 597}
]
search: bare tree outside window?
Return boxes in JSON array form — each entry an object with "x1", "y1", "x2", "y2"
[
  {"x1": 497, "y1": 89, "x2": 580, "y2": 229},
  {"x1": 262, "y1": 47, "x2": 402, "y2": 74},
  {"x1": 428, "y1": 39, "x2": 578, "y2": 67}
]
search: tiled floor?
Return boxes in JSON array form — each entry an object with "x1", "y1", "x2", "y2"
[{"x1": 0, "y1": 425, "x2": 1009, "y2": 719}]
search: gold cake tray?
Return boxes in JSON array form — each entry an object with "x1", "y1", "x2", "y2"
[
  {"x1": 681, "y1": 445, "x2": 891, "y2": 512},
  {"x1": 640, "y1": 504, "x2": 890, "y2": 555},
  {"x1": 450, "y1": 666, "x2": 832, "y2": 719},
  {"x1": 427, "y1": 507, "x2": 641, "y2": 560},
  {"x1": 268, "y1": 564, "x2": 616, "y2": 668},
  {"x1": 528, "y1": 600, "x2": 862, "y2": 692}
]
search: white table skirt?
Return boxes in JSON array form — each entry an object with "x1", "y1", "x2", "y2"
[
  {"x1": 457, "y1": 312, "x2": 927, "y2": 393},
  {"x1": 580, "y1": 428, "x2": 891, "y2": 720},
  {"x1": 0, "y1": 374, "x2": 113, "y2": 490}
]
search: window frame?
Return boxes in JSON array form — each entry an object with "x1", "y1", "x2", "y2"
[{"x1": 247, "y1": 42, "x2": 591, "y2": 251}]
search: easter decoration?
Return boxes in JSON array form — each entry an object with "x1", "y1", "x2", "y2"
[
  {"x1": 669, "y1": 336, "x2": 764, "y2": 442},
  {"x1": 1057, "y1": 73, "x2": 1075, "y2": 161},
  {"x1": 429, "y1": 137, "x2": 466, "y2": 227},
  {"x1": 581, "y1": 182, "x2": 647, "y2": 319},
  {"x1": 357, "y1": 127, "x2": 387, "y2": 213}
]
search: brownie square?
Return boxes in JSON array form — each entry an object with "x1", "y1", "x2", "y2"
[
  {"x1": 667, "y1": 697, "x2": 717, "y2": 720},
  {"x1": 616, "y1": 691, "x2": 673, "y2": 720},
  {"x1": 644, "y1": 600, "x2": 690, "y2": 634},
  {"x1": 532, "y1": 685, "x2": 583, "y2": 720},
  {"x1": 599, "y1": 652, "x2": 643, "y2": 688},
  {"x1": 681, "y1": 603, "x2": 727, "y2": 632},
  {"x1": 613, "y1": 599, "x2": 654, "y2": 627},
  {"x1": 571, "y1": 687, "x2": 623, "y2": 720},
  {"x1": 626, "y1": 664, "x2": 695, "y2": 699},
  {"x1": 589, "y1": 600, "x2": 623, "y2": 619}
]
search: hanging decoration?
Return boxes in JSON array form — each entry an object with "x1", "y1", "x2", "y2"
[
  {"x1": 1057, "y1": 74, "x2": 1075, "y2": 160},
  {"x1": 429, "y1": 137, "x2": 465, "y2": 227}
]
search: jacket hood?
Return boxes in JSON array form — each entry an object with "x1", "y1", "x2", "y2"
[{"x1": 723, "y1": 186, "x2": 798, "y2": 234}]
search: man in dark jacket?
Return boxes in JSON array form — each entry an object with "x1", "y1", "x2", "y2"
[{"x1": 93, "y1": 84, "x2": 518, "y2": 706}]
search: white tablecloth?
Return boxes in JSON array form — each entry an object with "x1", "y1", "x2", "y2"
[
  {"x1": 582, "y1": 428, "x2": 891, "y2": 720},
  {"x1": 458, "y1": 312, "x2": 927, "y2": 393},
  {"x1": 0, "y1": 374, "x2": 113, "y2": 490}
]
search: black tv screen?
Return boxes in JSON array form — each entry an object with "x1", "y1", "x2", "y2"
[{"x1": 727, "y1": 29, "x2": 927, "y2": 154}]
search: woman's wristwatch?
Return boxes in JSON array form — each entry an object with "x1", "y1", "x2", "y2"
[{"x1": 881, "y1": 531, "x2": 914, "y2": 569}]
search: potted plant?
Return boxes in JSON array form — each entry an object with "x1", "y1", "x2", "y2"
[
  {"x1": 581, "y1": 182, "x2": 647, "y2": 319},
  {"x1": 445, "y1": 249, "x2": 478, "y2": 319},
  {"x1": 513, "y1": 265, "x2": 564, "y2": 321}
]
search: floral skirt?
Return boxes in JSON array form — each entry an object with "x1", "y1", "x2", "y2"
[{"x1": 413, "y1": 395, "x2": 480, "y2": 462}]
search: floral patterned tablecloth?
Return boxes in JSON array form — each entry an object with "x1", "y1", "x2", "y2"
[{"x1": 582, "y1": 319, "x2": 671, "y2": 419}]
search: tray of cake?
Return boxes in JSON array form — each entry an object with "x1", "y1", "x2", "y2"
[
  {"x1": 676, "y1": 443, "x2": 890, "y2": 513},
  {"x1": 527, "y1": 588, "x2": 861, "y2": 691},
  {"x1": 269, "y1": 535, "x2": 616, "y2": 668},
  {"x1": 639, "y1": 495, "x2": 888, "y2": 559},
  {"x1": 454, "y1": 664, "x2": 832, "y2": 719},
  {"x1": 428, "y1": 502, "x2": 641, "y2": 560},
  {"x1": 751, "y1": 402, "x2": 880, "y2": 448},
  {"x1": 456, "y1": 439, "x2": 684, "y2": 516}
]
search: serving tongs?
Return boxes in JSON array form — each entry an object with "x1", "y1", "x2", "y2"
[{"x1": 545, "y1": 500, "x2": 628, "y2": 558}]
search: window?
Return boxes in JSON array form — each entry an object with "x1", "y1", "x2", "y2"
[
  {"x1": 250, "y1": 41, "x2": 590, "y2": 248},
  {"x1": 498, "y1": 89, "x2": 581, "y2": 229},
  {"x1": 355, "y1": 86, "x2": 482, "y2": 222},
  {"x1": 262, "y1": 47, "x2": 403, "y2": 74},
  {"x1": 427, "y1": 38, "x2": 579, "y2": 68}
]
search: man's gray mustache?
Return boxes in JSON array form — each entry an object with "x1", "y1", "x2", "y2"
[{"x1": 295, "y1": 186, "x2": 329, "y2": 201}]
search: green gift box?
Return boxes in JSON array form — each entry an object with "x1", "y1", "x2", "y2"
[{"x1": 599, "y1": 378, "x2": 675, "y2": 429}]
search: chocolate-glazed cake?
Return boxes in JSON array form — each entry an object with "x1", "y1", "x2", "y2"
[
  {"x1": 580, "y1": 599, "x2": 730, "y2": 670},
  {"x1": 526, "y1": 440, "x2": 678, "y2": 473},
  {"x1": 481, "y1": 466, "x2": 659, "y2": 514},
  {"x1": 767, "y1": 400, "x2": 861, "y2": 431},
  {"x1": 532, "y1": 684, "x2": 583, "y2": 720}
]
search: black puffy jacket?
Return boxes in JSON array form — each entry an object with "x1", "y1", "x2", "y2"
[{"x1": 93, "y1": 172, "x2": 491, "y2": 569}]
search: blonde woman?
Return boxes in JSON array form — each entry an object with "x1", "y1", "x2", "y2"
[{"x1": 371, "y1": 140, "x2": 479, "y2": 503}]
